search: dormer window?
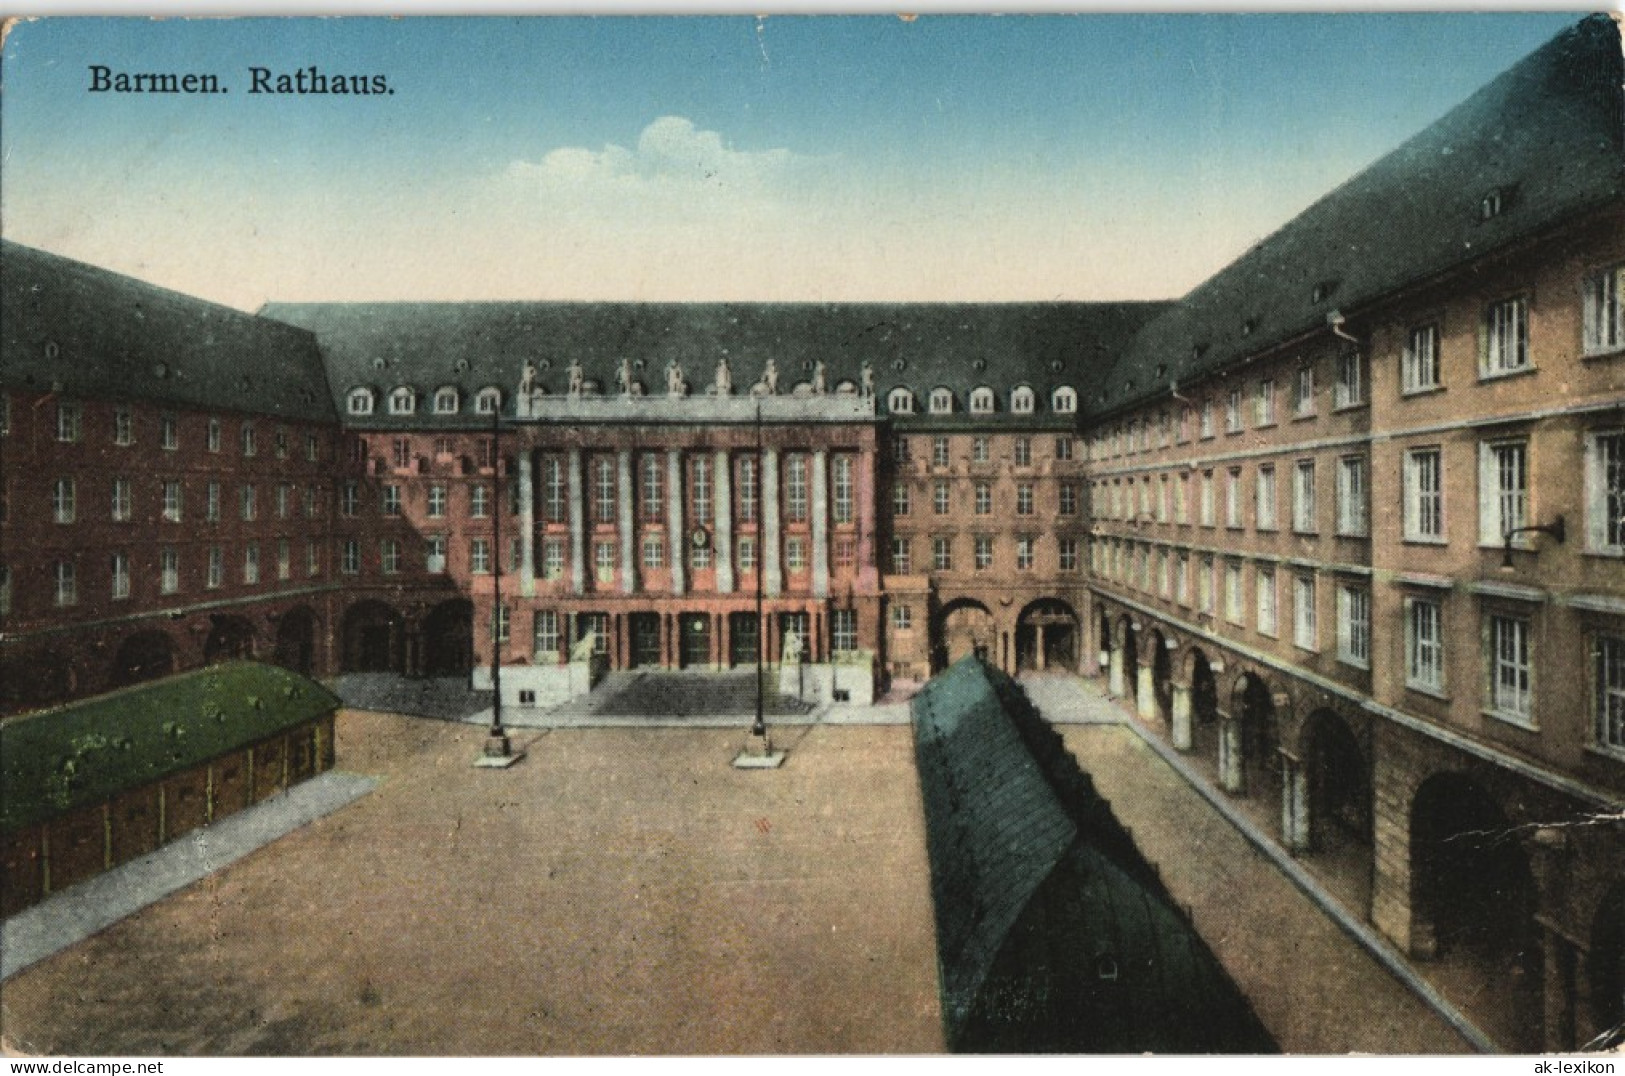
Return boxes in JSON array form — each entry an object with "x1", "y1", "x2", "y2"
[
  {"x1": 1312, "y1": 280, "x2": 1339, "y2": 304},
  {"x1": 475, "y1": 387, "x2": 502, "y2": 414},
  {"x1": 389, "y1": 387, "x2": 417, "y2": 416},
  {"x1": 347, "y1": 388, "x2": 375, "y2": 416},
  {"x1": 1052, "y1": 386, "x2": 1077, "y2": 414},
  {"x1": 433, "y1": 386, "x2": 460, "y2": 414},
  {"x1": 887, "y1": 387, "x2": 915, "y2": 415},
  {"x1": 1479, "y1": 188, "x2": 1505, "y2": 221},
  {"x1": 1011, "y1": 386, "x2": 1035, "y2": 414},
  {"x1": 969, "y1": 386, "x2": 996, "y2": 415},
  {"x1": 929, "y1": 387, "x2": 954, "y2": 415}
]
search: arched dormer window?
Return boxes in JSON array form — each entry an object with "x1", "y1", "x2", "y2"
[
  {"x1": 388, "y1": 386, "x2": 417, "y2": 416},
  {"x1": 1052, "y1": 386, "x2": 1078, "y2": 414},
  {"x1": 475, "y1": 387, "x2": 502, "y2": 414},
  {"x1": 433, "y1": 386, "x2": 460, "y2": 414},
  {"x1": 1011, "y1": 385, "x2": 1036, "y2": 414},
  {"x1": 929, "y1": 387, "x2": 954, "y2": 415},
  {"x1": 887, "y1": 387, "x2": 915, "y2": 415},
  {"x1": 969, "y1": 386, "x2": 996, "y2": 415},
  {"x1": 347, "y1": 387, "x2": 375, "y2": 416}
]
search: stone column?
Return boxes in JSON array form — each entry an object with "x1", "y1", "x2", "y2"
[
  {"x1": 1108, "y1": 647, "x2": 1125, "y2": 697},
  {"x1": 1137, "y1": 665, "x2": 1157, "y2": 721},
  {"x1": 1171, "y1": 684, "x2": 1193, "y2": 750},
  {"x1": 1219, "y1": 718, "x2": 1244, "y2": 793},
  {"x1": 567, "y1": 448, "x2": 585, "y2": 596},
  {"x1": 856, "y1": 448, "x2": 877, "y2": 588},
  {"x1": 617, "y1": 449, "x2": 635, "y2": 594},
  {"x1": 667, "y1": 449, "x2": 686, "y2": 596},
  {"x1": 518, "y1": 450, "x2": 536, "y2": 598},
  {"x1": 811, "y1": 449, "x2": 830, "y2": 599},
  {"x1": 1035, "y1": 624, "x2": 1047, "y2": 671},
  {"x1": 763, "y1": 446, "x2": 782, "y2": 598},
  {"x1": 714, "y1": 449, "x2": 734, "y2": 594},
  {"x1": 1282, "y1": 755, "x2": 1311, "y2": 854}
]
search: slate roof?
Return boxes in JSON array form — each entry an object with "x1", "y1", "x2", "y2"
[
  {"x1": 260, "y1": 300, "x2": 1168, "y2": 430},
  {"x1": 0, "y1": 661, "x2": 339, "y2": 832},
  {"x1": 1, "y1": 241, "x2": 337, "y2": 421},
  {"x1": 1099, "y1": 14, "x2": 1625, "y2": 418}
]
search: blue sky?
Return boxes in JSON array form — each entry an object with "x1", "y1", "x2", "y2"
[{"x1": 0, "y1": 13, "x2": 1587, "y2": 308}]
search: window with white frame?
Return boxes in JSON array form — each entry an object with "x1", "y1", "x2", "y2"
[
  {"x1": 54, "y1": 560, "x2": 76, "y2": 606},
  {"x1": 426, "y1": 535, "x2": 447, "y2": 574},
  {"x1": 162, "y1": 414, "x2": 180, "y2": 450},
  {"x1": 931, "y1": 436, "x2": 950, "y2": 468},
  {"x1": 241, "y1": 423, "x2": 256, "y2": 458},
  {"x1": 1011, "y1": 386, "x2": 1035, "y2": 414},
  {"x1": 389, "y1": 387, "x2": 416, "y2": 415},
  {"x1": 425, "y1": 485, "x2": 446, "y2": 519},
  {"x1": 1060, "y1": 538, "x2": 1079, "y2": 572},
  {"x1": 1583, "y1": 264, "x2": 1624, "y2": 355},
  {"x1": 1293, "y1": 460, "x2": 1316, "y2": 533},
  {"x1": 972, "y1": 436, "x2": 989, "y2": 464},
  {"x1": 1176, "y1": 552, "x2": 1190, "y2": 605},
  {"x1": 596, "y1": 540, "x2": 618, "y2": 580},
  {"x1": 974, "y1": 534, "x2": 993, "y2": 570},
  {"x1": 1256, "y1": 566, "x2": 1277, "y2": 636},
  {"x1": 1404, "y1": 324, "x2": 1441, "y2": 393},
  {"x1": 113, "y1": 478, "x2": 132, "y2": 522},
  {"x1": 831, "y1": 609, "x2": 858, "y2": 653},
  {"x1": 1198, "y1": 556, "x2": 1214, "y2": 613},
  {"x1": 111, "y1": 408, "x2": 133, "y2": 446},
  {"x1": 1154, "y1": 476, "x2": 1168, "y2": 522},
  {"x1": 1200, "y1": 400, "x2": 1215, "y2": 439},
  {"x1": 471, "y1": 484, "x2": 490, "y2": 519},
  {"x1": 476, "y1": 387, "x2": 502, "y2": 414},
  {"x1": 1200, "y1": 471, "x2": 1215, "y2": 527},
  {"x1": 932, "y1": 535, "x2": 952, "y2": 572},
  {"x1": 1017, "y1": 483, "x2": 1034, "y2": 516},
  {"x1": 1336, "y1": 585, "x2": 1370, "y2": 667},
  {"x1": 1056, "y1": 436, "x2": 1074, "y2": 462},
  {"x1": 737, "y1": 535, "x2": 756, "y2": 572},
  {"x1": 786, "y1": 455, "x2": 809, "y2": 522},
  {"x1": 1292, "y1": 366, "x2": 1316, "y2": 417},
  {"x1": 53, "y1": 478, "x2": 75, "y2": 524},
  {"x1": 542, "y1": 538, "x2": 565, "y2": 580},
  {"x1": 933, "y1": 481, "x2": 950, "y2": 515},
  {"x1": 307, "y1": 540, "x2": 321, "y2": 577},
  {"x1": 969, "y1": 387, "x2": 995, "y2": 414},
  {"x1": 434, "y1": 386, "x2": 460, "y2": 414},
  {"x1": 1256, "y1": 464, "x2": 1277, "y2": 530},
  {"x1": 1335, "y1": 352, "x2": 1363, "y2": 408},
  {"x1": 1226, "y1": 389, "x2": 1242, "y2": 433},
  {"x1": 1404, "y1": 447, "x2": 1444, "y2": 540},
  {"x1": 589, "y1": 457, "x2": 614, "y2": 523},
  {"x1": 1486, "y1": 613, "x2": 1532, "y2": 723},
  {"x1": 735, "y1": 456, "x2": 757, "y2": 523},
  {"x1": 1176, "y1": 473, "x2": 1190, "y2": 525},
  {"x1": 1014, "y1": 437, "x2": 1032, "y2": 466},
  {"x1": 1587, "y1": 430, "x2": 1625, "y2": 553},
  {"x1": 891, "y1": 603, "x2": 913, "y2": 631},
  {"x1": 692, "y1": 456, "x2": 712, "y2": 526},
  {"x1": 833, "y1": 455, "x2": 853, "y2": 525},
  {"x1": 111, "y1": 552, "x2": 130, "y2": 600},
  {"x1": 1293, "y1": 573, "x2": 1317, "y2": 650},
  {"x1": 887, "y1": 387, "x2": 914, "y2": 415},
  {"x1": 1059, "y1": 483, "x2": 1077, "y2": 517},
  {"x1": 1255, "y1": 379, "x2": 1275, "y2": 426},
  {"x1": 1336, "y1": 456, "x2": 1367, "y2": 536},
  {"x1": 243, "y1": 543, "x2": 259, "y2": 585},
  {"x1": 534, "y1": 610, "x2": 560, "y2": 659},
  {"x1": 163, "y1": 480, "x2": 183, "y2": 523},
  {"x1": 1053, "y1": 386, "x2": 1077, "y2": 413},
  {"x1": 640, "y1": 533, "x2": 665, "y2": 570},
  {"x1": 1016, "y1": 534, "x2": 1035, "y2": 570},
  {"x1": 341, "y1": 539, "x2": 361, "y2": 575},
  {"x1": 1226, "y1": 468, "x2": 1243, "y2": 529},
  {"x1": 470, "y1": 538, "x2": 491, "y2": 574},
  {"x1": 347, "y1": 388, "x2": 375, "y2": 415},
  {"x1": 1595, "y1": 634, "x2": 1625, "y2": 755},
  {"x1": 56, "y1": 401, "x2": 81, "y2": 443},
  {"x1": 893, "y1": 484, "x2": 911, "y2": 516},
  {"x1": 891, "y1": 537, "x2": 911, "y2": 573},
  {"x1": 974, "y1": 482, "x2": 992, "y2": 515},
  {"x1": 1480, "y1": 439, "x2": 1528, "y2": 545},
  {"x1": 158, "y1": 548, "x2": 178, "y2": 594},
  {"x1": 1225, "y1": 562, "x2": 1244, "y2": 624},
  {"x1": 207, "y1": 418, "x2": 221, "y2": 452},
  {"x1": 381, "y1": 484, "x2": 401, "y2": 518},
  {"x1": 929, "y1": 388, "x2": 954, "y2": 415},
  {"x1": 381, "y1": 539, "x2": 401, "y2": 575},
  {"x1": 207, "y1": 545, "x2": 223, "y2": 589},
  {"x1": 1483, "y1": 296, "x2": 1530, "y2": 376},
  {"x1": 1406, "y1": 597, "x2": 1444, "y2": 691}
]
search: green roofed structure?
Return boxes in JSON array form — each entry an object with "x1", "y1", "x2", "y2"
[
  {"x1": 912, "y1": 657, "x2": 1275, "y2": 1053},
  {"x1": 0, "y1": 662, "x2": 340, "y2": 914}
]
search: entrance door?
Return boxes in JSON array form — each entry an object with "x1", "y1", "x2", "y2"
[
  {"x1": 679, "y1": 613, "x2": 711, "y2": 669},
  {"x1": 729, "y1": 612, "x2": 759, "y2": 667},
  {"x1": 630, "y1": 613, "x2": 662, "y2": 668},
  {"x1": 360, "y1": 626, "x2": 393, "y2": 672}
]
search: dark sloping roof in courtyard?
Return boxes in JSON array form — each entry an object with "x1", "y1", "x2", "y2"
[
  {"x1": 260, "y1": 300, "x2": 1168, "y2": 429},
  {"x1": 912, "y1": 657, "x2": 1274, "y2": 1053},
  {"x1": 0, "y1": 662, "x2": 339, "y2": 832},
  {"x1": 1100, "y1": 14, "x2": 1625, "y2": 417},
  {"x1": 0, "y1": 241, "x2": 337, "y2": 421}
]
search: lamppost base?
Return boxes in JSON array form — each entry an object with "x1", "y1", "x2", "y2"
[
  {"x1": 732, "y1": 734, "x2": 785, "y2": 769},
  {"x1": 473, "y1": 733, "x2": 525, "y2": 768}
]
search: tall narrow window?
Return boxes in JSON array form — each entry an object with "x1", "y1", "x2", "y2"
[
  {"x1": 1335, "y1": 352, "x2": 1363, "y2": 408},
  {"x1": 1487, "y1": 614, "x2": 1532, "y2": 723},
  {"x1": 115, "y1": 408, "x2": 133, "y2": 446},
  {"x1": 1406, "y1": 598, "x2": 1444, "y2": 691},
  {"x1": 1256, "y1": 465, "x2": 1277, "y2": 530},
  {"x1": 1483, "y1": 296, "x2": 1529, "y2": 376},
  {"x1": 1337, "y1": 456, "x2": 1367, "y2": 536},
  {"x1": 54, "y1": 561, "x2": 76, "y2": 606},
  {"x1": 1404, "y1": 324, "x2": 1441, "y2": 393},
  {"x1": 1480, "y1": 440, "x2": 1528, "y2": 545},
  {"x1": 1256, "y1": 567, "x2": 1277, "y2": 636},
  {"x1": 593, "y1": 457, "x2": 616, "y2": 523},
  {"x1": 52, "y1": 478, "x2": 75, "y2": 524},
  {"x1": 1226, "y1": 468, "x2": 1243, "y2": 528},
  {"x1": 161, "y1": 549, "x2": 180, "y2": 594},
  {"x1": 833, "y1": 455, "x2": 854, "y2": 525},
  {"x1": 163, "y1": 480, "x2": 183, "y2": 523},
  {"x1": 1595, "y1": 634, "x2": 1625, "y2": 755},
  {"x1": 112, "y1": 478, "x2": 133, "y2": 522},
  {"x1": 1587, "y1": 431, "x2": 1625, "y2": 553},
  {"x1": 1336, "y1": 585, "x2": 1370, "y2": 667},
  {"x1": 544, "y1": 458, "x2": 566, "y2": 523},
  {"x1": 1293, "y1": 573, "x2": 1317, "y2": 650},
  {"x1": 737, "y1": 456, "x2": 758, "y2": 524},
  {"x1": 692, "y1": 455, "x2": 712, "y2": 526},
  {"x1": 1404, "y1": 448, "x2": 1444, "y2": 540},
  {"x1": 1583, "y1": 265, "x2": 1624, "y2": 355},
  {"x1": 1293, "y1": 367, "x2": 1316, "y2": 417},
  {"x1": 786, "y1": 455, "x2": 808, "y2": 522},
  {"x1": 111, "y1": 552, "x2": 130, "y2": 600}
]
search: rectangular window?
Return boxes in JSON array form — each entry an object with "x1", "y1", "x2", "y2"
[
  {"x1": 534, "y1": 611, "x2": 560, "y2": 659},
  {"x1": 1014, "y1": 438, "x2": 1032, "y2": 467},
  {"x1": 1256, "y1": 465, "x2": 1277, "y2": 530},
  {"x1": 894, "y1": 437, "x2": 912, "y2": 463},
  {"x1": 276, "y1": 484, "x2": 291, "y2": 520},
  {"x1": 692, "y1": 455, "x2": 712, "y2": 527},
  {"x1": 112, "y1": 478, "x2": 132, "y2": 522},
  {"x1": 1337, "y1": 456, "x2": 1367, "y2": 536},
  {"x1": 382, "y1": 485, "x2": 401, "y2": 517},
  {"x1": 1176, "y1": 553, "x2": 1189, "y2": 606},
  {"x1": 1059, "y1": 538, "x2": 1078, "y2": 572},
  {"x1": 932, "y1": 437, "x2": 950, "y2": 468},
  {"x1": 380, "y1": 539, "x2": 401, "y2": 575},
  {"x1": 1404, "y1": 324, "x2": 1441, "y2": 393},
  {"x1": 57, "y1": 402, "x2": 81, "y2": 443},
  {"x1": 276, "y1": 539, "x2": 292, "y2": 581},
  {"x1": 786, "y1": 455, "x2": 808, "y2": 522},
  {"x1": 1056, "y1": 437, "x2": 1074, "y2": 462},
  {"x1": 426, "y1": 536, "x2": 447, "y2": 574},
  {"x1": 275, "y1": 429, "x2": 289, "y2": 460},
  {"x1": 891, "y1": 538, "x2": 911, "y2": 574},
  {"x1": 1198, "y1": 557, "x2": 1214, "y2": 613},
  {"x1": 690, "y1": 538, "x2": 711, "y2": 571},
  {"x1": 577, "y1": 613, "x2": 609, "y2": 655},
  {"x1": 1255, "y1": 379, "x2": 1275, "y2": 426},
  {"x1": 1293, "y1": 367, "x2": 1316, "y2": 417},
  {"x1": 542, "y1": 538, "x2": 565, "y2": 580},
  {"x1": 307, "y1": 540, "x2": 321, "y2": 578},
  {"x1": 593, "y1": 457, "x2": 616, "y2": 523},
  {"x1": 1480, "y1": 440, "x2": 1529, "y2": 545},
  {"x1": 1176, "y1": 473, "x2": 1190, "y2": 525},
  {"x1": 340, "y1": 481, "x2": 358, "y2": 518},
  {"x1": 933, "y1": 481, "x2": 950, "y2": 516},
  {"x1": 1483, "y1": 296, "x2": 1530, "y2": 376},
  {"x1": 737, "y1": 456, "x2": 758, "y2": 524},
  {"x1": 834, "y1": 537, "x2": 855, "y2": 568},
  {"x1": 1407, "y1": 598, "x2": 1444, "y2": 691},
  {"x1": 1256, "y1": 566, "x2": 1277, "y2": 636},
  {"x1": 932, "y1": 536, "x2": 952, "y2": 572},
  {"x1": 737, "y1": 536, "x2": 756, "y2": 572},
  {"x1": 111, "y1": 552, "x2": 130, "y2": 600},
  {"x1": 1596, "y1": 634, "x2": 1625, "y2": 754},
  {"x1": 1293, "y1": 573, "x2": 1317, "y2": 651},
  {"x1": 1293, "y1": 460, "x2": 1317, "y2": 533},
  {"x1": 1588, "y1": 431, "x2": 1625, "y2": 552},
  {"x1": 1583, "y1": 265, "x2": 1624, "y2": 355},
  {"x1": 1016, "y1": 535, "x2": 1035, "y2": 571},
  {"x1": 642, "y1": 533, "x2": 665, "y2": 570},
  {"x1": 1199, "y1": 471, "x2": 1215, "y2": 527},
  {"x1": 471, "y1": 538, "x2": 491, "y2": 574},
  {"x1": 54, "y1": 561, "x2": 76, "y2": 606},
  {"x1": 241, "y1": 484, "x2": 257, "y2": 521},
  {"x1": 833, "y1": 455, "x2": 854, "y2": 525},
  {"x1": 162, "y1": 480, "x2": 183, "y2": 523},
  {"x1": 207, "y1": 545, "x2": 223, "y2": 589},
  {"x1": 974, "y1": 534, "x2": 993, "y2": 570},
  {"x1": 1226, "y1": 389, "x2": 1242, "y2": 433},
  {"x1": 307, "y1": 433, "x2": 320, "y2": 462},
  {"x1": 1336, "y1": 585, "x2": 1370, "y2": 668},
  {"x1": 1487, "y1": 614, "x2": 1532, "y2": 723},
  {"x1": 1335, "y1": 352, "x2": 1363, "y2": 408},
  {"x1": 974, "y1": 482, "x2": 992, "y2": 515},
  {"x1": 1060, "y1": 483, "x2": 1077, "y2": 516},
  {"x1": 1404, "y1": 448, "x2": 1444, "y2": 540},
  {"x1": 492, "y1": 605, "x2": 510, "y2": 645},
  {"x1": 596, "y1": 540, "x2": 617, "y2": 581},
  {"x1": 243, "y1": 543, "x2": 260, "y2": 585},
  {"x1": 1226, "y1": 468, "x2": 1242, "y2": 529},
  {"x1": 1200, "y1": 400, "x2": 1215, "y2": 439},
  {"x1": 241, "y1": 423, "x2": 256, "y2": 457},
  {"x1": 52, "y1": 478, "x2": 75, "y2": 524},
  {"x1": 1225, "y1": 562, "x2": 1244, "y2": 624},
  {"x1": 114, "y1": 408, "x2": 134, "y2": 446},
  {"x1": 972, "y1": 437, "x2": 989, "y2": 464},
  {"x1": 160, "y1": 548, "x2": 179, "y2": 594},
  {"x1": 471, "y1": 485, "x2": 490, "y2": 519},
  {"x1": 210, "y1": 482, "x2": 223, "y2": 523},
  {"x1": 891, "y1": 604, "x2": 913, "y2": 632},
  {"x1": 545, "y1": 458, "x2": 567, "y2": 523},
  {"x1": 207, "y1": 418, "x2": 221, "y2": 453},
  {"x1": 1016, "y1": 483, "x2": 1034, "y2": 516},
  {"x1": 831, "y1": 609, "x2": 858, "y2": 654},
  {"x1": 785, "y1": 536, "x2": 807, "y2": 572},
  {"x1": 341, "y1": 539, "x2": 360, "y2": 575},
  {"x1": 427, "y1": 485, "x2": 447, "y2": 519}
]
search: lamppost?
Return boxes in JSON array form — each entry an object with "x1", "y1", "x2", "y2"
[
  {"x1": 476, "y1": 399, "x2": 523, "y2": 768},
  {"x1": 735, "y1": 394, "x2": 785, "y2": 768}
]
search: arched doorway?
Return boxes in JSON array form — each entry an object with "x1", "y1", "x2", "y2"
[
  {"x1": 1410, "y1": 773, "x2": 1543, "y2": 1051},
  {"x1": 1117, "y1": 617, "x2": 1139, "y2": 703},
  {"x1": 273, "y1": 607, "x2": 317, "y2": 676},
  {"x1": 1148, "y1": 629, "x2": 1173, "y2": 724},
  {"x1": 938, "y1": 599, "x2": 995, "y2": 670},
  {"x1": 1588, "y1": 883, "x2": 1625, "y2": 1049},
  {"x1": 1304, "y1": 709, "x2": 1371, "y2": 851},
  {"x1": 1016, "y1": 599, "x2": 1078, "y2": 672},
  {"x1": 422, "y1": 599, "x2": 474, "y2": 677},
  {"x1": 1189, "y1": 648, "x2": 1219, "y2": 760},
  {"x1": 1234, "y1": 673, "x2": 1280, "y2": 801},
  {"x1": 111, "y1": 630, "x2": 175, "y2": 688},
  {"x1": 342, "y1": 601, "x2": 403, "y2": 673},
  {"x1": 204, "y1": 615, "x2": 256, "y2": 664}
]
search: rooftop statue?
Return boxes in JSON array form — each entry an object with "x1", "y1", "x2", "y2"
[
  {"x1": 812, "y1": 359, "x2": 828, "y2": 395},
  {"x1": 860, "y1": 360, "x2": 875, "y2": 398},
  {"x1": 567, "y1": 357, "x2": 584, "y2": 398},
  {"x1": 617, "y1": 356, "x2": 634, "y2": 397},
  {"x1": 519, "y1": 360, "x2": 539, "y2": 398},
  {"x1": 715, "y1": 356, "x2": 732, "y2": 396},
  {"x1": 666, "y1": 358, "x2": 687, "y2": 398}
]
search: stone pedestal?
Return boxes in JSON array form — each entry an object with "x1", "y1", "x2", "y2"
[
  {"x1": 1281, "y1": 757, "x2": 1310, "y2": 854},
  {"x1": 1171, "y1": 684, "x2": 1193, "y2": 751},
  {"x1": 1136, "y1": 665, "x2": 1157, "y2": 720},
  {"x1": 1219, "y1": 718, "x2": 1244, "y2": 793}
]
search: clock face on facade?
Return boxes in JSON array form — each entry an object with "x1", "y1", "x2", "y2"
[{"x1": 691, "y1": 528, "x2": 710, "y2": 549}]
